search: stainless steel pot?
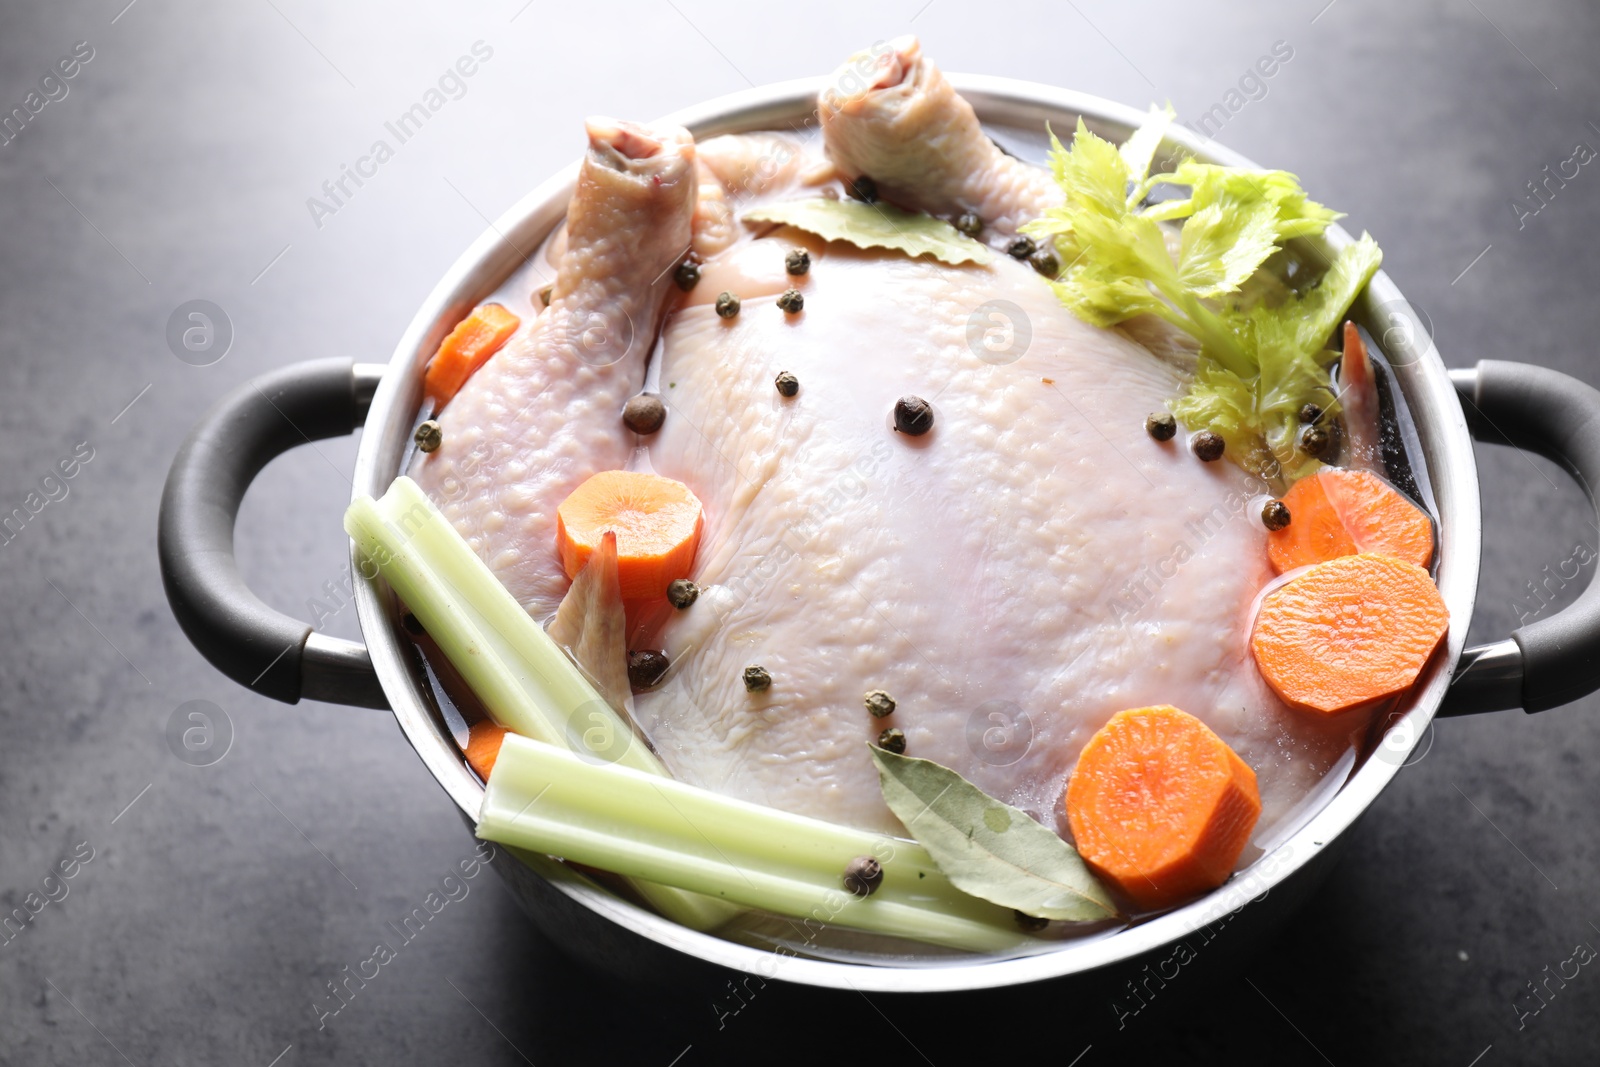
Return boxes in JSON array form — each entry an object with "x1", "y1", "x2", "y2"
[{"x1": 157, "y1": 76, "x2": 1600, "y2": 997}]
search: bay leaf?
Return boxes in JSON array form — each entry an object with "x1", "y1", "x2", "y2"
[
  {"x1": 742, "y1": 199, "x2": 993, "y2": 266},
  {"x1": 869, "y1": 746, "x2": 1118, "y2": 922}
]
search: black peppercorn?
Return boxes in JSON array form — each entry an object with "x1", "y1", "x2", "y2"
[
  {"x1": 776, "y1": 288, "x2": 804, "y2": 314},
  {"x1": 847, "y1": 175, "x2": 878, "y2": 203},
  {"x1": 843, "y1": 856, "x2": 884, "y2": 898},
  {"x1": 1006, "y1": 235, "x2": 1036, "y2": 260},
  {"x1": 894, "y1": 395, "x2": 934, "y2": 436},
  {"x1": 627, "y1": 650, "x2": 669, "y2": 690},
  {"x1": 1191, "y1": 430, "x2": 1226, "y2": 462},
  {"x1": 1299, "y1": 425, "x2": 1330, "y2": 457},
  {"x1": 715, "y1": 291, "x2": 741, "y2": 318},
  {"x1": 414, "y1": 419, "x2": 443, "y2": 453},
  {"x1": 1014, "y1": 910, "x2": 1050, "y2": 932},
  {"x1": 1262, "y1": 499, "x2": 1292, "y2": 531},
  {"x1": 1029, "y1": 250, "x2": 1060, "y2": 277},
  {"x1": 743, "y1": 665, "x2": 772, "y2": 693},
  {"x1": 877, "y1": 727, "x2": 906, "y2": 754},
  {"x1": 666, "y1": 579, "x2": 699, "y2": 609},
  {"x1": 785, "y1": 248, "x2": 811, "y2": 276},
  {"x1": 775, "y1": 371, "x2": 799, "y2": 398},
  {"x1": 1298, "y1": 402, "x2": 1323, "y2": 425},
  {"x1": 673, "y1": 259, "x2": 701, "y2": 291},
  {"x1": 622, "y1": 393, "x2": 666, "y2": 435},
  {"x1": 864, "y1": 690, "x2": 896, "y2": 718},
  {"x1": 1146, "y1": 412, "x2": 1177, "y2": 441},
  {"x1": 954, "y1": 212, "x2": 983, "y2": 238}
]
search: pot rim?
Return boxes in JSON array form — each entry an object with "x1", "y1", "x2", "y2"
[{"x1": 348, "y1": 73, "x2": 1481, "y2": 993}]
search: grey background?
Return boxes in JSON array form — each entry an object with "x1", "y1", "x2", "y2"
[{"x1": 2, "y1": 0, "x2": 1598, "y2": 1063}]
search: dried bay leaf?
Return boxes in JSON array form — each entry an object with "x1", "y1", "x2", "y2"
[
  {"x1": 870, "y1": 746, "x2": 1117, "y2": 921},
  {"x1": 743, "y1": 199, "x2": 992, "y2": 266}
]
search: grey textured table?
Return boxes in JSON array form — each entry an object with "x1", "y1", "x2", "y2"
[{"x1": 3, "y1": 1, "x2": 1599, "y2": 1063}]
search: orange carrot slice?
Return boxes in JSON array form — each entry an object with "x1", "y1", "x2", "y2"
[
  {"x1": 1268, "y1": 467, "x2": 1434, "y2": 574},
  {"x1": 1252, "y1": 552, "x2": 1449, "y2": 715},
  {"x1": 1268, "y1": 471, "x2": 1357, "y2": 568},
  {"x1": 556, "y1": 470, "x2": 704, "y2": 600},
  {"x1": 464, "y1": 720, "x2": 508, "y2": 780},
  {"x1": 423, "y1": 303, "x2": 522, "y2": 408},
  {"x1": 1066, "y1": 706, "x2": 1261, "y2": 912}
]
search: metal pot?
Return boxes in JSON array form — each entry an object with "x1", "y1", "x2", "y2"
[{"x1": 157, "y1": 76, "x2": 1600, "y2": 997}]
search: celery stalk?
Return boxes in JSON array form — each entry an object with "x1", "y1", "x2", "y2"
[
  {"x1": 343, "y1": 477, "x2": 736, "y2": 931},
  {"x1": 479, "y1": 735, "x2": 1029, "y2": 954},
  {"x1": 348, "y1": 479, "x2": 641, "y2": 765}
]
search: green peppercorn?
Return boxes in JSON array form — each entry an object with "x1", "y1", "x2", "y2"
[
  {"x1": 847, "y1": 175, "x2": 878, "y2": 203},
  {"x1": 843, "y1": 855, "x2": 884, "y2": 898},
  {"x1": 864, "y1": 690, "x2": 896, "y2": 718},
  {"x1": 1006, "y1": 235, "x2": 1036, "y2": 260},
  {"x1": 1191, "y1": 430, "x2": 1225, "y2": 462},
  {"x1": 1029, "y1": 250, "x2": 1060, "y2": 277},
  {"x1": 622, "y1": 393, "x2": 666, "y2": 435},
  {"x1": 743, "y1": 665, "x2": 772, "y2": 693},
  {"x1": 414, "y1": 419, "x2": 443, "y2": 453},
  {"x1": 1013, "y1": 910, "x2": 1050, "y2": 932},
  {"x1": 666, "y1": 578, "x2": 699, "y2": 609},
  {"x1": 775, "y1": 371, "x2": 799, "y2": 398},
  {"x1": 1299, "y1": 425, "x2": 1331, "y2": 457},
  {"x1": 877, "y1": 727, "x2": 906, "y2": 754},
  {"x1": 1299, "y1": 402, "x2": 1323, "y2": 425},
  {"x1": 785, "y1": 248, "x2": 811, "y2": 276},
  {"x1": 776, "y1": 289, "x2": 804, "y2": 314},
  {"x1": 954, "y1": 212, "x2": 983, "y2": 238},
  {"x1": 1262, "y1": 499, "x2": 1292, "y2": 531},
  {"x1": 715, "y1": 291, "x2": 741, "y2": 318},
  {"x1": 627, "y1": 650, "x2": 669, "y2": 690},
  {"x1": 537, "y1": 284, "x2": 553, "y2": 307},
  {"x1": 894, "y1": 395, "x2": 934, "y2": 436},
  {"x1": 1146, "y1": 413, "x2": 1177, "y2": 442},
  {"x1": 673, "y1": 259, "x2": 701, "y2": 291}
]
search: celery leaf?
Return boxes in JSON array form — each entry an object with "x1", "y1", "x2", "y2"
[{"x1": 1025, "y1": 108, "x2": 1383, "y2": 485}]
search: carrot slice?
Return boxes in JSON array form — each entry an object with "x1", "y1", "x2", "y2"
[
  {"x1": 465, "y1": 720, "x2": 508, "y2": 780},
  {"x1": 1329, "y1": 470, "x2": 1434, "y2": 568},
  {"x1": 556, "y1": 470, "x2": 704, "y2": 600},
  {"x1": 423, "y1": 303, "x2": 522, "y2": 408},
  {"x1": 1268, "y1": 467, "x2": 1434, "y2": 573},
  {"x1": 1267, "y1": 471, "x2": 1355, "y2": 570},
  {"x1": 1252, "y1": 552, "x2": 1449, "y2": 715},
  {"x1": 1066, "y1": 706, "x2": 1261, "y2": 912}
]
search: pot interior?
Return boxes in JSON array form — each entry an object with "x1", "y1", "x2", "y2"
[{"x1": 348, "y1": 75, "x2": 1481, "y2": 992}]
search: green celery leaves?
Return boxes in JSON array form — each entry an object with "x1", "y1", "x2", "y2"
[{"x1": 1022, "y1": 107, "x2": 1382, "y2": 485}]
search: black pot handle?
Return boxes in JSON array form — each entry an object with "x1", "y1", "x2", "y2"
[
  {"x1": 158, "y1": 358, "x2": 388, "y2": 708},
  {"x1": 1443, "y1": 360, "x2": 1600, "y2": 715}
]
